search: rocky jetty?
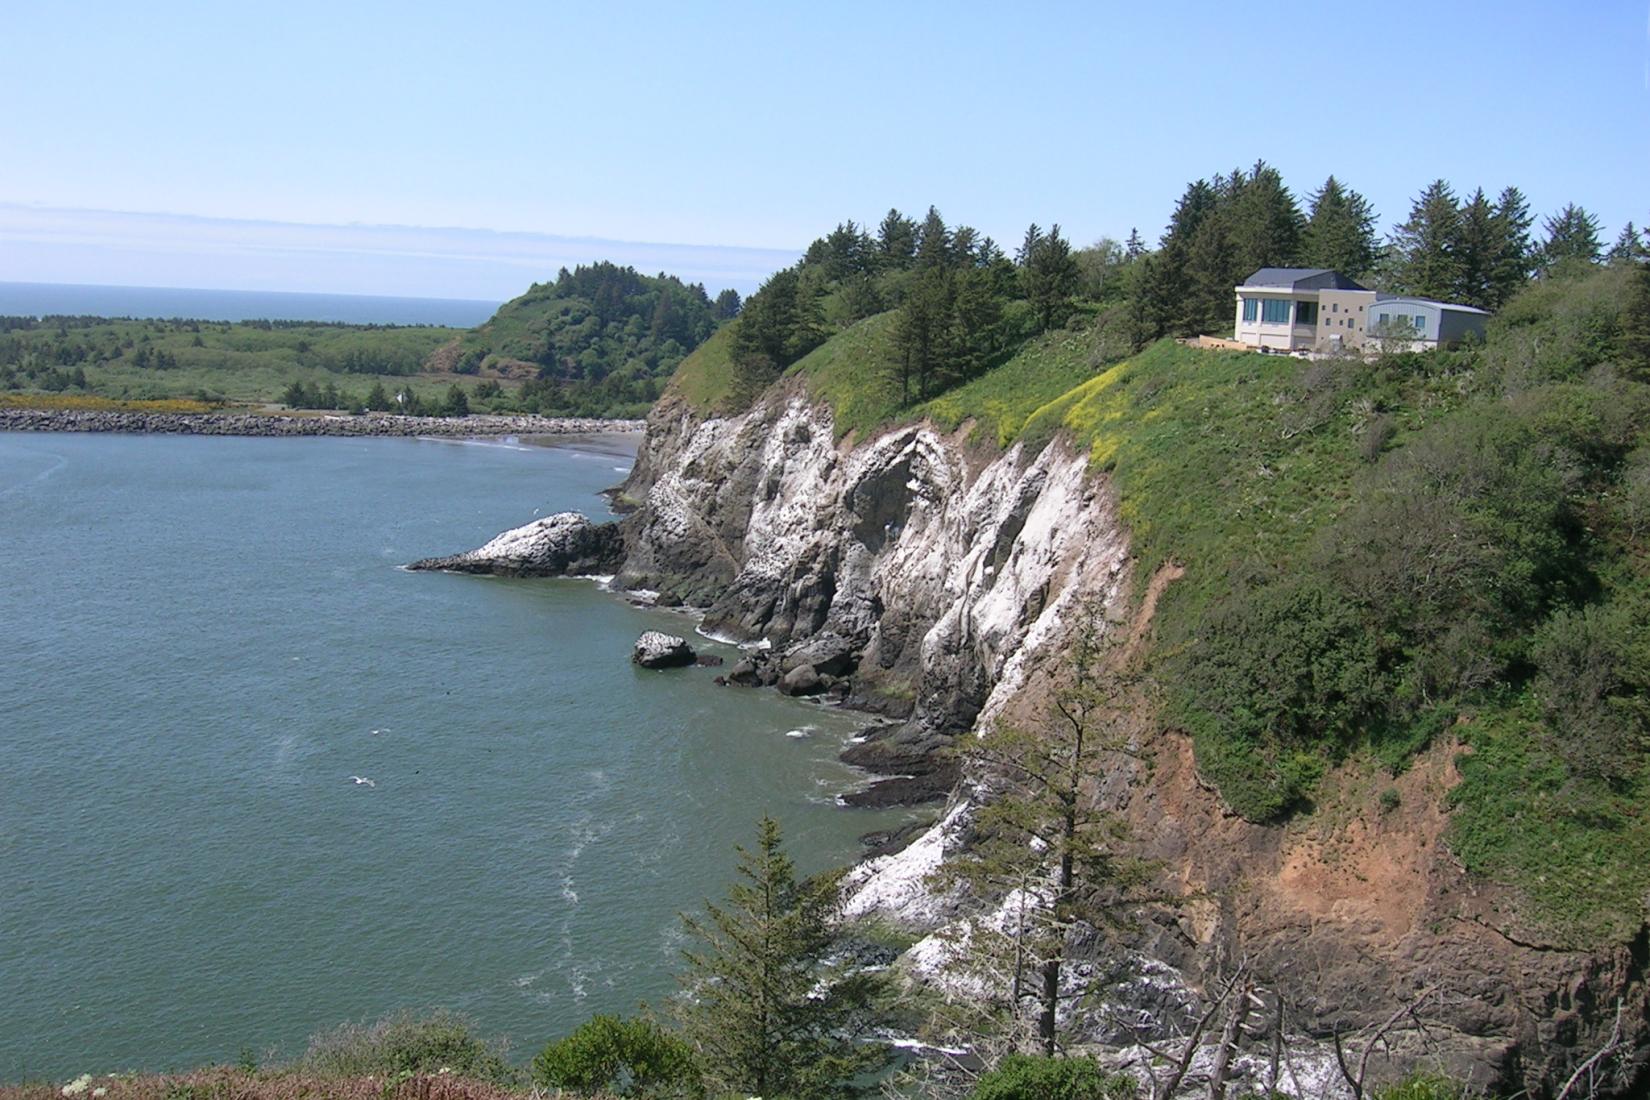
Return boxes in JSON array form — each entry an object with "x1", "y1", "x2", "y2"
[
  {"x1": 0, "y1": 408, "x2": 643, "y2": 437},
  {"x1": 406, "y1": 512, "x2": 625, "y2": 576},
  {"x1": 631, "y1": 631, "x2": 696, "y2": 669}
]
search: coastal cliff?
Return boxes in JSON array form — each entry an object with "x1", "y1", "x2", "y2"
[
  {"x1": 414, "y1": 345, "x2": 1648, "y2": 1096},
  {"x1": 615, "y1": 382, "x2": 1646, "y2": 1097}
]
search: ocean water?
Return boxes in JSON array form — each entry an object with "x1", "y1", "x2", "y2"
[
  {"x1": 0, "y1": 432, "x2": 908, "y2": 1080},
  {"x1": 0, "y1": 282, "x2": 500, "y2": 327}
]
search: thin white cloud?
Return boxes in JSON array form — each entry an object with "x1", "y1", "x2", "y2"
[{"x1": 0, "y1": 204, "x2": 799, "y2": 298}]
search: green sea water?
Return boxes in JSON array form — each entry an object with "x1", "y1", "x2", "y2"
[{"x1": 0, "y1": 431, "x2": 908, "y2": 1080}]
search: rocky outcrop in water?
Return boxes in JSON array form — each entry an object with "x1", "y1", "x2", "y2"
[
  {"x1": 406, "y1": 512, "x2": 626, "y2": 576},
  {"x1": 632, "y1": 631, "x2": 697, "y2": 669}
]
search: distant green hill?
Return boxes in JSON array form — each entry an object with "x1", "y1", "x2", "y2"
[{"x1": 441, "y1": 262, "x2": 735, "y2": 418}]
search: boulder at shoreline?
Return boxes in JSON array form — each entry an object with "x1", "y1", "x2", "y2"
[
  {"x1": 407, "y1": 512, "x2": 625, "y2": 577},
  {"x1": 632, "y1": 631, "x2": 696, "y2": 669}
]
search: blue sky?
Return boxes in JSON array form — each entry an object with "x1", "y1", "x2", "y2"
[{"x1": 2, "y1": 1, "x2": 1646, "y2": 299}]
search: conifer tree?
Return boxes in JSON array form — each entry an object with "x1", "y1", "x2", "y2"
[
  {"x1": 1620, "y1": 261, "x2": 1650, "y2": 381},
  {"x1": 916, "y1": 206, "x2": 953, "y2": 269},
  {"x1": 1227, "y1": 160, "x2": 1304, "y2": 276},
  {"x1": 674, "y1": 817, "x2": 889, "y2": 1100},
  {"x1": 1608, "y1": 223, "x2": 1650, "y2": 266},
  {"x1": 1540, "y1": 203, "x2": 1605, "y2": 271},
  {"x1": 928, "y1": 615, "x2": 1156, "y2": 1058},
  {"x1": 876, "y1": 209, "x2": 918, "y2": 270},
  {"x1": 1453, "y1": 188, "x2": 1500, "y2": 309},
  {"x1": 1386, "y1": 180, "x2": 1463, "y2": 301},
  {"x1": 1301, "y1": 175, "x2": 1379, "y2": 279},
  {"x1": 1020, "y1": 223, "x2": 1080, "y2": 332},
  {"x1": 1124, "y1": 228, "x2": 1145, "y2": 260},
  {"x1": 1488, "y1": 186, "x2": 1536, "y2": 308}
]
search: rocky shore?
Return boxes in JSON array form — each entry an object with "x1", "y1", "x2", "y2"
[{"x1": 0, "y1": 408, "x2": 644, "y2": 438}]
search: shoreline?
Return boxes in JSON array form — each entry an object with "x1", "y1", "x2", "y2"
[{"x1": 0, "y1": 408, "x2": 644, "y2": 438}]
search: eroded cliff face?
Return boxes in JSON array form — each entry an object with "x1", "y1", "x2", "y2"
[
  {"x1": 609, "y1": 385, "x2": 1648, "y2": 1099},
  {"x1": 617, "y1": 383, "x2": 1131, "y2": 796}
]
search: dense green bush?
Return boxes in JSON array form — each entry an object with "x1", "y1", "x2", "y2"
[
  {"x1": 968, "y1": 1055, "x2": 1135, "y2": 1100},
  {"x1": 300, "y1": 1010, "x2": 515, "y2": 1084},
  {"x1": 531, "y1": 1014, "x2": 699, "y2": 1097}
]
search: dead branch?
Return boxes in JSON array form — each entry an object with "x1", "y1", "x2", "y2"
[{"x1": 1554, "y1": 999, "x2": 1626, "y2": 1100}]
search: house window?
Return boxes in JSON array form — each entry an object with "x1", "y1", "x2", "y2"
[
  {"x1": 1378, "y1": 312, "x2": 1390, "y2": 326},
  {"x1": 1261, "y1": 299, "x2": 1291, "y2": 324},
  {"x1": 1332, "y1": 303, "x2": 1339, "y2": 313},
  {"x1": 1241, "y1": 298, "x2": 1258, "y2": 322},
  {"x1": 1296, "y1": 301, "x2": 1318, "y2": 325},
  {"x1": 1413, "y1": 315, "x2": 1425, "y2": 330}
]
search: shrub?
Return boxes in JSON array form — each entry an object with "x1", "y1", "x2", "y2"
[
  {"x1": 1371, "y1": 1070, "x2": 1467, "y2": 1100},
  {"x1": 301, "y1": 1010, "x2": 514, "y2": 1084},
  {"x1": 531, "y1": 1014, "x2": 699, "y2": 1097},
  {"x1": 968, "y1": 1055, "x2": 1135, "y2": 1100}
]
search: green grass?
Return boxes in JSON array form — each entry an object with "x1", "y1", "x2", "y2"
[
  {"x1": 786, "y1": 311, "x2": 903, "y2": 440},
  {"x1": 2, "y1": 318, "x2": 475, "y2": 407},
  {"x1": 668, "y1": 323, "x2": 740, "y2": 413},
  {"x1": 1446, "y1": 702, "x2": 1650, "y2": 945},
  {"x1": 917, "y1": 328, "x2": 1098, "y2": 446}
]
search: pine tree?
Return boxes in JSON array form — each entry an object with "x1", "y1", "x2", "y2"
[
  {"x1": 674, "y1": 817, "x2": 890, "y2": 1100},
  {"x1": 1227, "y1": 160, "x2": 1304, "y2": 276},
  {"x1": 1620, "y1": 261, "x2": 1650, "y2": 381},
  {"x1": 1608, "y1": 222, "x2": 1649, "y2": 266},
  {"x1": 1386, "y1": 179, "x2": 1463, "y2": 301},
  {"x1": 1020, "y1": 223, "x2": 1080, "y2": 332},
  {"x1": 876, "y1": 209, "x2": 918, "y2": 270},
  {"x1": 1185, "y1": 212, "x2": 1240, "y2": 335},
  {"x1": 1301, "y1": 175, "x2": 1379, "y2": 278},
  {"x1": 713, "y1": 288, "x2": 742, "y2": 320},
  {"x1": 1124, "y1": 228, "x2": 1145, "y2": 260},
  {"x1": 916, "y1": 206, "x2": 952, "y2": 269},
  {"x1": 1489, "y1": 186, "x2": 1535, "y2": 309},
  {"x1": 927, "y1": 615, "x2": 1155, "y2": 1058},
  {"x1": 1453, "y1": 188, "x2": 1500, "y2": 309},
  {"x1": 1540, "y1": 203, "x2": 1604, "y2": 272}
]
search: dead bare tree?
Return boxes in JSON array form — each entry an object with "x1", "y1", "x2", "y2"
[{"x1": 1554, "y1": 999, "x2": 1627, "y2": 1100}]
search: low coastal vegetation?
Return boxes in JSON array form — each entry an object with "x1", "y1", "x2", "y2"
[{"x1": 0, "y1": 262, "x2": 734, "y2": 419}]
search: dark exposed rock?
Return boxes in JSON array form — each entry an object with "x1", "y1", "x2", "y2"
[
  {"x1": 695, "y1": 654, "x2": 724, "y2": 667},
  {"x1": 777, "y1": 665, "x2": 826, "y2": 697},
  {"x1": 632, "y1": 631, "x2": 696, "y2": 669}
]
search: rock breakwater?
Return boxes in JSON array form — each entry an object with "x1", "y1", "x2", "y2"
[{"x1": 0, "y1": 408, "x2": 643, "y2": 438}]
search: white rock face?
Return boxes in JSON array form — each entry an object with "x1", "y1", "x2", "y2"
[
  {"x1": 408, "y1": 511, "x2": 625, "y2": 576},
  {"x1": 621, "y1": 393, "x2": 1132, "y2": 743}
]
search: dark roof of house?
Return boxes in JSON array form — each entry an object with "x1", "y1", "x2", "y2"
[{"x1": 1240, "y1": 268, "x2": 1369, "y2": 291}]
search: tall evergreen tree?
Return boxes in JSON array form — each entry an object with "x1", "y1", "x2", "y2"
[
  {"x1": 674, "y1": 817, "x2": 889, "y2": 1099},
  {"x1": 1489, "y1": 186, "x2": 1536, "y2": 309},
  {"x1": 927, "y1": 616, "x2": 1155, "y2": 1058},
  {"x1": 915, "y1": 206, "x2": 953, "y2": 269},
  {"x1": 1620, "y1": 261, "x2": 1650, "y2": 381},
  {"x1": 1184, "y1": 212, "x2": 1240, "y2": 335},
  {"x1": 730, "y1": 268, "x2": 824, "y2": 403},
  {"x1": 1227, "y1": 160, "x2": 1305, "y2": 276},
  {"x1": 1124, "y1": 228, "x2": 1145, "y2": 260},
  {"x1": 1301, "y1": 175, "x2": 1379, "y2": 278},
  {"x1": 1609, "y1": 223, "x2": 1650, "y2": 266},
  {"x1": 1386, "y1": 179, "x2": 1464, "y2": 301},
  {"x1": 1160, "y1": 179, "x2": 1219, "y2": 256},
  {"x1": 1541, "y1": 203, "x2": 1605, "y2": 271},
  {"x1": 1453, "y1": 188, "x2": 1500, "y2": 309},
  {"x1": 712, "y1": 288, "x2": 742, "y2": 320},
  {"x1": 876, "y1": 209, "x2": 918, "y2": 270},
  {"x1": 1020, "y1": 223, "x2": 1080, "y2": 332}
]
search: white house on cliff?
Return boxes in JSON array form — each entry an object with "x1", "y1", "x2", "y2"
[{"x1": 1233, "y1": 268, "x2": 1488, "y2": 353}]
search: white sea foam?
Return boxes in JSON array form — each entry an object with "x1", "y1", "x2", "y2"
[{"x1": 785, "y1": 726, "x2": 815, "y2": 739}]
